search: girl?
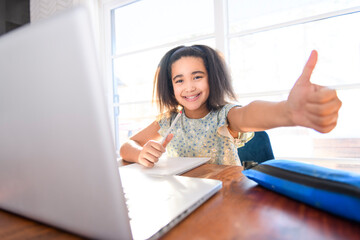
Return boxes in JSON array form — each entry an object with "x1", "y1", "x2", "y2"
[{"x1": 120, "y1": 45, "x2": 342, "y2": 167}]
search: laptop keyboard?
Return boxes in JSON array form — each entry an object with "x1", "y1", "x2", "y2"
[
  {"x1": 119, "y1": 169, "x2": 178, "y2": 221},
  {"x1": 123, "y1": 184, "x2": 176, "y2": 221},
  {"x1": 118, "y1": 167, "x2": 221, "y2": 240}
]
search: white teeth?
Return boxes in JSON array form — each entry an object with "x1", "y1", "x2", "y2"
[{"x1": 185, "y1": 93, "x2": 199, "y2": 99}]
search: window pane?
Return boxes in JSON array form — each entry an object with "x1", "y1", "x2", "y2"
[
  {"x1": 113, "y1": 0, "x2": 214, "y2": 55},
  {"x1": 114, "y1": 47, "x2": 166, "y2": 146},
  {"x1": 228, "y1": 0, "x2": 360, "y2": 33},
  {"x1": 229, "y1": 12, "x2": 360, "y2": 95}
]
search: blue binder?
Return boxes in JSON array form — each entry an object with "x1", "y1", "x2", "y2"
[{"x1": 242, "y1": 159, "x2": 360, "y2": 222}]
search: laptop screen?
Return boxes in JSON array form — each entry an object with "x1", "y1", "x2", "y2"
[{"x1": 0, "y1": 7, "x2": 133, "y2": 239}]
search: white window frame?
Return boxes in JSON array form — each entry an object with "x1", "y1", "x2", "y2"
[{"x1": 101, "y1": 0, "x2": 136, "y2": 151}]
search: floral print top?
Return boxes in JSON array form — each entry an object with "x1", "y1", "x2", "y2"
[{"x1": 158, "y1": 104, "x2": 252, "y2": 165}]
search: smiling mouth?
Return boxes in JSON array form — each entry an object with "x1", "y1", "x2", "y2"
[{"x1": 183, "y1": 93, "x2": 201, "y2": 101}]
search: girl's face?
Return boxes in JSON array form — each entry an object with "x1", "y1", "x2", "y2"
[{"x1": 171, "y1": 56, "x2": 210, "y2": 119}]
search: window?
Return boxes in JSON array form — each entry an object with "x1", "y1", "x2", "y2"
[
  {"x1": 104, "y1": 0, "x2": 360, "y2": 161},
  {"x1": 227, "y1": 0, "x2": 360, "y2": 160}
]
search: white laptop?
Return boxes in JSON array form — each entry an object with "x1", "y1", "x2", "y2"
[{"x1": 0, "y1": 7, "x2": 222, "y2": 240}]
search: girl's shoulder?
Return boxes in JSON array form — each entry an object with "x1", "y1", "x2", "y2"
[
  {"x1": 217, "y1": 103, "x2": 240, "y2": 116},
  {"x1": 206, "y1": 103, "x2": 240, "y2": 127}
]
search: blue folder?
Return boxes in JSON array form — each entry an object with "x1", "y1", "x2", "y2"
[{"x1": 242, "y1": 159, "x2": 360, "y2": 222}]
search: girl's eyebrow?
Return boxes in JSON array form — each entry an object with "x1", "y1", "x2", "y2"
[
  {"x1": 192, "y1": 70, "x2": 205, "y2": 75},
  {"x1": 172, "y1": 74, "x2": 183, "y2": 81},
  {"x1": 172, "y1": 71, "x2": 206, "y2": 81}
]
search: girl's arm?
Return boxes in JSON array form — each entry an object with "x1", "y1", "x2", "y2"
[
  {"x1": 227, "y1": 100, "x2": 292, "y2": 133},
  {"x1": 119, "y1": 121, "x2": 173, "y2": 167},
  {"x1": 228, "y1": 50, "x2": 342, "y2": 134}
]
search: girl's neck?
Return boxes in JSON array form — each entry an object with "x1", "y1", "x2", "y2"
[{"x1": 183, "y1": 107, "x2": 210, "y2": 119}]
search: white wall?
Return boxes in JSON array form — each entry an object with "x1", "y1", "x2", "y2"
[
  {"x1": 29, "y1": 0, "x2": 102, "y2": 76},
  {"x1": 29, "y1": 0, "x2": 100, "y2": 47}
]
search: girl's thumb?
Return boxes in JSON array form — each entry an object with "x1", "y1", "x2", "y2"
[{"x1": 297, "y1": 50, "x2": 318, "y2": 85}]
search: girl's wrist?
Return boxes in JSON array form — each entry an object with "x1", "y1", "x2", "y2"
[{"x1": 281, "y1": 100, "x2": 296, "y2": 127}]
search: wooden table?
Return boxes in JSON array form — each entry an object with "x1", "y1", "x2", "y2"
[
  {"x1": 0, "y1": 164, "x2": 359, "y2": 240},
  {"x1": 161, "y1": 164, "x2": 360, "y2": 240}
]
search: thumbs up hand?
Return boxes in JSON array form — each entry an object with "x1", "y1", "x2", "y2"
[{"x1": 287, "y1": 50, "x2": 342, "y2": 133}]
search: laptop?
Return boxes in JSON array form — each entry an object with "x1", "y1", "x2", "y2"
[{"x1": 0, "y1": 7, "x2": 222, "y2": 240}]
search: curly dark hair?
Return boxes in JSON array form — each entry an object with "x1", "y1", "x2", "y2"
[{"x1": 153, "y1": 45, "x2": 237, "y2": 114}]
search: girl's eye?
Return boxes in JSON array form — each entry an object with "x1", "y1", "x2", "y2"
[
  {"x1": 194, "y1": 75, "x2": 203, "y2": 80},
  {"x1": 174, "y1": 79, "x2": 183, "y2": 84}
]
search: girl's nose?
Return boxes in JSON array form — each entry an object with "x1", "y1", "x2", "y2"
[{"x1": 184, "y1": 81, "x2": 196, "y2": 92}]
